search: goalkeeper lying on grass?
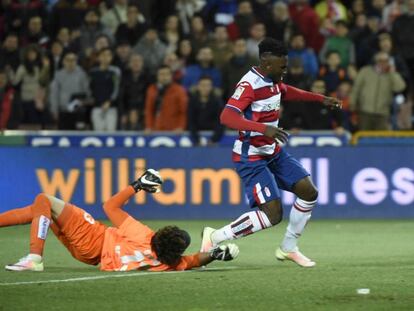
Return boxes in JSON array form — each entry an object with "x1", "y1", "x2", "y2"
[{"x1": 0, "y1": 169, "x2": 239, "y2": 272}]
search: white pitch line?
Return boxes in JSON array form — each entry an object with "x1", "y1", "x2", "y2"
[{"x1": 0, "y1": 266, "x2": 238, "y2": 286}]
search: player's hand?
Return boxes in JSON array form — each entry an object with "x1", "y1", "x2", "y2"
[
  {"x1": 264, "y1": 125, "x2": 289, "y2": 144},
  {"x1": 130, "y1": 169, "x2": 163, "y2": 193},
  {"x1": 323, "y1": 96, "x2": 342, "y2": 109},
  {"x1": 210, "y1": 243, "x2": 239, "y2": 261}
]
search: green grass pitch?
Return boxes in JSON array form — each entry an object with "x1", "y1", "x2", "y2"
[{"x1": 1, "y1": 220, "x2": 414, "y2": 311}]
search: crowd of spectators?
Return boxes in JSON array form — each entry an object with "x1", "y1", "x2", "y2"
[{"x1": 0, "y1": 0, "x2": 413, "y2": 143}]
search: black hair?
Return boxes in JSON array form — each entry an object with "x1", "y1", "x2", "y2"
[
  {"x1": 151, "y1": 226, "x2": 191, "y2": 266},
  {"x1": 198, "y1": 75, "x2": 213, "y2": 82},
  {"x1": 98, "y1": 47, "x2": 112, "y2": 56},
  {"x1": 335, "y1": 20, "x2": 348, "y2": 28},
  {"x1": 258, "y1": 37, "x2": 288, "y2": 58}
]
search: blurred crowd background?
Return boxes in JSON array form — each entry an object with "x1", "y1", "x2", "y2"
[{"x1": 0, "y1": 0, "x2": 413, "y2": 144}]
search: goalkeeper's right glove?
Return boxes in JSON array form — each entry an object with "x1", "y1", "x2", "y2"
[
  {"x1": 210, "y1": 243, "x2": 239, "y2": 261},
  {"x1": 130, "y1": 169, "x2": 163, "y2": 193}
]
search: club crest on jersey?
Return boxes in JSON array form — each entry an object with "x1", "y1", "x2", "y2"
[{"x1": 232, "y1": 85, "x2": 245, "y2": 100}]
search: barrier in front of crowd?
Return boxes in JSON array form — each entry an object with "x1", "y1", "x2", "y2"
[
  {"x1": 1, "y1": 130, "x2": 350, "y2": 147},
  {"x1": 0, "y1": 146, "x2": 413, "y2": 219}
]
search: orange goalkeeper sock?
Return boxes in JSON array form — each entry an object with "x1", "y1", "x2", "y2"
[
  {"x1": 0, "y1": 205, "x2": 33, "y2": 227},
  {"x1": 29, "y1": 194, "x2": 52, "y2": 256}
]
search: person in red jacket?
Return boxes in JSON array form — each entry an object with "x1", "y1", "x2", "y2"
[
  {"x1": 145, "y1": 66, "x2": 188, "y2": 132},
  {"x1": 201, "y1": 38, "x2": 341, "y2": 268},
  {"x1": 0, "y1": 70, "x2": 15, "y2": 129}
]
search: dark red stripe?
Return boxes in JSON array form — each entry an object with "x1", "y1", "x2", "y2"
[
  {"x1": 231, "y1": 216, "x2": 250, "y2": 229},
  {"x1": 253, "y1": 86, "x2": 281, "y2": 101},
  {"x1": 249, "y1": 135, "x2": 276, "y2": 147},
  {"x1": 234, "y1": 224, "x2": 254, "y2": 237},
  {"x1": 293, "y1": 203, "x2": 312, "y2": 213},
  {"x1": 255, "y1": 211, "x2": 265, "y2": 229},
  {"x1": 251, "y1": 110, "x2": 279, "y2": 122}
]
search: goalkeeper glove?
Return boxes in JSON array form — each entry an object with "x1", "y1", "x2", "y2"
[
  {"x1": 130, "y1": 169, "x2": 163, "y2": 193},
  {"x1": 210, "y1": 243, "x2": 239, "y2": 261}
]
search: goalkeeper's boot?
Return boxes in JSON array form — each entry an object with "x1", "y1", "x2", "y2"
[
  {"x1": 5, "y1": 254, "x2": 44, "y2": 272},
  {"x1": 275, "y1": 247, "x2": 316, "y2": 268},
  {"x1": 200, "y1": 227, "x2": 216, "y2": 253},
  {"x1": 131, "y1": 169, "x2": 163, "y2": 193}
]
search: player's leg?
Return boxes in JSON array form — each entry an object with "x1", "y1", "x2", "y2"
[
  {"x1": 270, "y1": 149, "x2": 317, "y2": 267},
  {"x1": 0, "y1": 205, "x2": 33, "y2": 227},
  {"x1": 200, "y1": 161, "x2": 281, "y2": 252},
  {"x1": 4, "y1": 193, "x2": 61, "y2": 271}
]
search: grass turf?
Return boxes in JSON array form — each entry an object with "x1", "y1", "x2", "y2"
[{"x1": 0, "y1": 220, "x2": 413, "y2": 311}]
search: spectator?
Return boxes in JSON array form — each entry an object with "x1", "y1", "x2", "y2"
[
  {"x1": 49, "y1": 52, "x2": 90, "y2": 129},
  {"x1": 50, "y1": 0, "x2": 89, "y2": 37},
  {"x1": 285, "y1": 58, "x2": 314, "y2": 90},
  {"x1": 163, "y1": 52, "x2": 185, "y2": 82},
  {"x1": 358, "y1": 14, "x2": 382, "y2": 67},
  {"x1": 160, "y1": 15, "x2": 182, "y2": 54},
  {"x1": 189, "y1": 15, "x2": 209, "y2": 54},
  {"x1": 79, "y1": 9, "x2": 113, "y2": 53},
  {"x1": 115, "y1": 4, "x2": 147, "y2": 46},
  {"x1": 133, "y1": 28, "x2": 167, "y2": 76},
  {"x1": 182, "y1": 46, "x2": 222, "y2": 90},
  {"x1": 246, "y1": 23, "x2": 266, "y2": 61},
  {"x1": 0, "y1": 33, "x2": 20, "y2": 73},
  {"x1": 319, "y1": 50, "x2": 349, "y2": 93},
  {"x1": 382, "y1": 0, "x2": 407, "y2": 31},
  {"x1": 20, "y1": 16, "x2": 49, "y2": 48},
  {"x1": 188, "y1": 76, "x2": 224, "y2": 146},
  {"x1": 288, "y1": 33, "x2": 319, "y2": 78},
  {"x1": 5, "y1": 0, "x2": 47, "y2": 35},
  {"x1": 113, "y1": 42, "x2": 132, "y2": 75},
  {"x1": 11, "y1": 45, "x2": 50, "y2": 127},
  {"x1": 119, "y1": 54, "x2": 150, "y2": 130},
  {"x1": 289, "y1": 0, "x2": 324, "y2": 52},
  {"x1": 145, "y1": 66, "x2": 188, "y2": 132},
  {"x1": 202, "y1": 0, "x2": 236, "y2": 27},
  {"x1": 265, "y1": 2, "x2": 297, "y2": 44},
  {"x1": 227, "y1": 0, "x2": 255, "y2": 40},
  {"x1": 89, "y1": 48, "x2": 121, "y2": 131},
  {"x1": 331, "y1": 80, "x2": 358, "y2": 132},
  {"x1": 0, "y1": 70, "x2": 16, "y2": 129},
  {"x1": 81, "y1": 34, "x2": 111, "y2": 71},
  {"x1": 392, "y1": 0, "x2": 414, "y2": 80},
  {"x1": 48, "y1": 40, "x2": 64, "y2": 79},
  {"x1": 377, "y1": 32, "x2": 411, "y2": 87},
  {"x1": 56, "y1": 27, "x2": 72, "y2": 49},
  {"x1": 349, "y1": 13, "x2": 371, "y2": 68},
  {"x1": 101, "y1": 0, "x2": 128, "y2": 35},
  {"x1": 176, "y1": 0, "x2": 206, "y2": 34},
  {"x1": 177, "y1": 39, "x2": 196, "y2": 66},
  {"x1": 349, "y1": 0, "x2": 366, "y2": 22},
  {"x1": 319, "y1": 20, "x2": 355, "y2": 68},
  {"x1": 221, "y1": 39, "x2": 256, "y2": 100},
  {"x1": 209, "y1": 25, "x2": 233, "y2": 69},
  {"x1": 350, "y1": 51, "x2": 406, "y2": 130},
  {"x1": 315, "y1": 0, "x2": 348, "y2": 23},
  {"x1": 369, "y1": 0, "x2": 387, "y2": 19}
]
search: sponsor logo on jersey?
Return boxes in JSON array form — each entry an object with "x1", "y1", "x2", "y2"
[
  {"x1": 232, "y1": 85, "x2": 245, "y2": 100},
  {"x1": 264, "y1": 187, "x2": 271, "y2": 197},
  {"x1": 37, "y1": 215, "x2": 50, "y2": 240}
]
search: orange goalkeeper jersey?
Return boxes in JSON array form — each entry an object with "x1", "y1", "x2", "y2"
[{"x1": 100, "y1": 216, "x2": 200, "y2": 271}]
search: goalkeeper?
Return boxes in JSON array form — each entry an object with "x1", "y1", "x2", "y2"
[{"x1": 0, "y1": 169, "x2": 239, "y2": 272}]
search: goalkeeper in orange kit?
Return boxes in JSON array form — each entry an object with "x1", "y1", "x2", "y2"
[{"x1": 0, "y1": 169, "x2": 239, "y2": 272}]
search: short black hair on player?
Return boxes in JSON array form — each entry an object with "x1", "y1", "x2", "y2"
[
  {"x1": 151, "y1": 226, "x2": 191, "y2": 266},
  {"x1": 258, "y1": 38, "x2": 288, "y2": 58}
]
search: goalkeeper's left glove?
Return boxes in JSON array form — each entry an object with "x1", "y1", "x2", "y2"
[
  {"x1": 130, "y1": 169, "x2": 163, "y2": 193},
  {"x1": 210, "y1": 243, "x2": 239, "y2": 261}
]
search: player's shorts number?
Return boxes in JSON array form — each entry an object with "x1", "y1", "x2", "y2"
[{"x1": 83, "y1": 212, "x2": 95, "y2": 225}]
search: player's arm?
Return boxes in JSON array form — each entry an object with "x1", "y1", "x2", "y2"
[
  {"x1": 220, "y1": 82, "x2": 289, "y2": 143},
  {"x1": 178, "y1": 244, "x2": 240, "y2": 270},
  {"x1": 281, "y1": 83, "x2": 342, "y2": 109},
  {"x1": 103, "y1": 169, "x2": 163, "y2": 228}
]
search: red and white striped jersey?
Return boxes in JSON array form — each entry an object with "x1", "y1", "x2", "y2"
[{"x1": 226, "y1": 67, "x2": 284, "y2": 162}]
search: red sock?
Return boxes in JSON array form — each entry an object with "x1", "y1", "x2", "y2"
[
  {"x1": 29, "y1": 194, "x2": 52, "y2": 256},
  {"x1": 0, "y1": 205, "x2": 33, "y2": 227}
]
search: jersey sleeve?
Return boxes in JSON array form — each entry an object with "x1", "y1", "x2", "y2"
[
  {"x1": 280, "y1": 83, "x2": 325, "y2": 102},
  {"x1": 174, "y1": 254, "x2": 201, "y2": 271},
  {"x1": 117, "y1": 216, "x2": 154, "y2": 241},
  {"x1": 226, "y1": 81, "x2": 254, "y2": 112}
]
